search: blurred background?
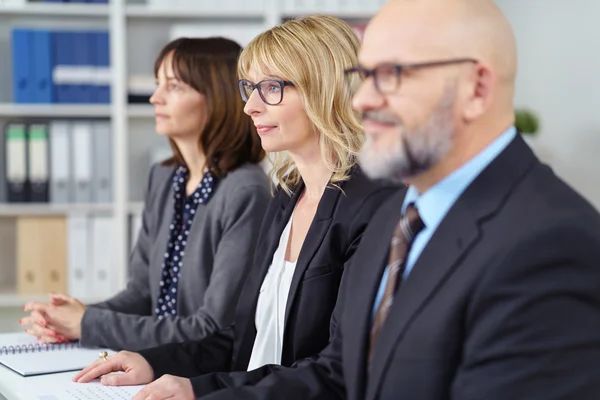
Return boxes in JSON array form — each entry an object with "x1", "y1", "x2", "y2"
[{"x1": 0, "y1": 0, "x2": 597, "y2": 330}]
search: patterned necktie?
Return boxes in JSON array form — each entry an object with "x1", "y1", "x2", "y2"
[{"x1": 368, "y1": 204, "x2": 424, "y2": 368}]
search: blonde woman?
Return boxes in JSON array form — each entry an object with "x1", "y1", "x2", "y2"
[{"x1": 74, "y1": 15, "x2": 398, "y2": 399}]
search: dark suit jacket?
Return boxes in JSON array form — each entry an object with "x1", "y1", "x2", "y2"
[
  {"x1": 138, "y1": 168, "x2": 398, "y2": 394},
  {"x1": 194, "y1": 134, "x2": 600, "y2": 400}
]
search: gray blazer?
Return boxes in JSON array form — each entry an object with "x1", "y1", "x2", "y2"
[{"x1": 80, "y1": 162, "x2": 270, "y2": 351}]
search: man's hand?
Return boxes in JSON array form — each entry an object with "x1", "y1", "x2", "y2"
[{"x1": 132, "y1": 375, "x2": 195, "y2": 400}]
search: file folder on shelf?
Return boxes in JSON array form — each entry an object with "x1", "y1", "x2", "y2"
[
  {"x1": 68, "y1": 215, "x2": 91, "y2": 299},
  {"x1": 31, "y1": 29, "x2": 54, "y2": 103},
  {"x1": 4, "y1": 123, "x2": 28, "y2": 203},
  {"x1": 12, "y1": 28, "x2": 34, "y2": 103},
  {"x1": 91, "y1": 216, "x2": 115, "y2": 298},
  {"x1": 93, "y1": 31, "x2": 111, "y2": 104},
  {"x1": 92, "y1": 120, "x2": 112, "y2": 203},
  {"x1": 27, "y1": 123, "x2": 50, "y2": 203},
  {"x1": 71, "y1": 122, "x2": 93, "y2": 203},
  {"x1": 17, "y1": 217, "x2": 67, "y2": 295},
  {"x1": 73, "y1": 32, "x2": 94, "y2": 103},
  {"x1": 49, "y1": 121, "x2": 73, "y2": 203}
]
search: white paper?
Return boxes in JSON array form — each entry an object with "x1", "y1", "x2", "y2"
[{"x1": 23, "y1": 380, "x2": 144, "y2": 400}]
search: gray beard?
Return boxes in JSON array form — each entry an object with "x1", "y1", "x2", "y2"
[{"x1": 358, "y1": 86, "x2": 456, "y2": 183}]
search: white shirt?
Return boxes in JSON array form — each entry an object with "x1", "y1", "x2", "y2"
[{"x1": 247, "y1": 210, "x2": 297, "y2": 371}]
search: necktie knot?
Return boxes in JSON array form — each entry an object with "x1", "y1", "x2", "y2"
[{"x1": 403, "y1": 204, "x2": 425, "y2": 242}]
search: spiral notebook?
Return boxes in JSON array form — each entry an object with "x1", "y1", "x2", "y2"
[{"x1": 0, "y1": 333, "x2": 114, "y2": 377}]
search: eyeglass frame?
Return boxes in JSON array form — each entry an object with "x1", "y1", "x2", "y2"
[
  {"x1": 238, "y1": 78, "x2": 296, "y2": 106},
  {"x1": 344, "y1": 58, "x2": 478, "y2": 95}
]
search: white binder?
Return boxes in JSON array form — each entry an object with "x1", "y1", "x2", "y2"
[
  {"x1": 67, "y1": 215, "x2": 91, "y2": 299},
  {"x1": 92, "y1": 120, "x2": 112, "y2": 203},
  {"x1": 71, "y1": 121, "x2": 93, "y2": 203},
  {"x1": 50, "y1": 121, "x2": 73, "y2": 203},
  {"x1": 91, "y1": 216, "x2": 115, "y2": 298}
]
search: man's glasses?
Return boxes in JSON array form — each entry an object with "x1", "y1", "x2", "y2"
[
  {"x1": 238, "y1": 79, "x2": 295, "y2": 106},
  {"x1": 344, "y1": 58, "x2": 477, "y2": 95}
]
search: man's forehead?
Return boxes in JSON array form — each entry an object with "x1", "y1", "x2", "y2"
[
  {"x1": 359, "y1": 32, "x2": 422, "y2": 68},
  {"x1": 359, "y1": 16, "x2": 453, "y2": 67}
]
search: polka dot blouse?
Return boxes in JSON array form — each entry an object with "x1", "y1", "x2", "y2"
[{"x1": 155, "y1": 165, "x2": 217, "y2": 319}]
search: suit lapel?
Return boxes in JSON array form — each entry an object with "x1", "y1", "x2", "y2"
[
  {"x1": 365, "y1": 135, "x2": 538, "y2": 400},
  {"x1": 233, "y1": 183, "x2": 304, "y2": 368},
  {"x1": 282, "y1": 184, "x2": 342, "y2": 329},
  {"x1": 366, "y1": 202, "x2": 480, "y2": 400},
  {"x1": 151, "y1": 181, "x2": 176, "y2": 304},
  {"x1": 345, "y1": 190, "x2": 407, "y2": 400}
]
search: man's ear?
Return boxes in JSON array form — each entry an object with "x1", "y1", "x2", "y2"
[{"x1": 462, "y1": 62, "x2": 495, "y2": 122}]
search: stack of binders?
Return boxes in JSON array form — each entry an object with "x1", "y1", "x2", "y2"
[
  {"x1": 11, "y1": 28, "x2": 111, "y2": 104},
  {"x1": 1, "y1": 120, "x2": 113, "y2": 204}
]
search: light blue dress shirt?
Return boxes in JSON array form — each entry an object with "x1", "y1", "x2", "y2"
[{"x1": 371, "y1": 126, "x2": 517, "y2": 319}]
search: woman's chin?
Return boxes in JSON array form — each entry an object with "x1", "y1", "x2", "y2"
[{"x1": 259, "y1": 139, "x2": 284, "y2": 154}]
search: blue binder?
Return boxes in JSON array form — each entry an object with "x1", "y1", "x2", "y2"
[
  {"x1": 12, "y1": 28, "x2": 34, "y2": 104},
  {"x1": 93, "y1": 31, "x2": 110, "y2": 104},
  {"x1": 74, "y1": 32, "x2": 94, "y2": 103},
  {"x1": 53, "y1": 31, "x2": 77, "y2": 103},
  {"x1": 32, "y1": 30, "x2": 54, "y2": 103}
]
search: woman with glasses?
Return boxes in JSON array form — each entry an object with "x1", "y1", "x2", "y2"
[
  {"x1": 21, "y1": 37, "x2": 270, "y2": 351},
  {"x1": 73, "y1": 15, "x2": 397, "y2": 399}
]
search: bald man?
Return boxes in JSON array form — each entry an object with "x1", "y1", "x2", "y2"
[{"x1": 186, "y1": 1, "x2": 600, "y2": 399}]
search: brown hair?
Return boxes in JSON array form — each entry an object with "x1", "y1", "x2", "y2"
[{"x1": 155, "y1": 37, "x2": 265, "y2": 177}]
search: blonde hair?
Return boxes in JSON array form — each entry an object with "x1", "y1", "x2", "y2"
[{"x1": 238, "y1": 14, "x2": 363, "y2": 194}]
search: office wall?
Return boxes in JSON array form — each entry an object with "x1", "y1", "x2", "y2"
[{"x1": 498, "y1": 0, "x2": 600, "y2": 209}]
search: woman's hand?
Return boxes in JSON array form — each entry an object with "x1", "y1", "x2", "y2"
[
  {"x1": 23, "y1": 293, "x2": 86, "y2": 342},
  {"x1": 73, "y1": 351, "x2": 155, "y2": 386}
]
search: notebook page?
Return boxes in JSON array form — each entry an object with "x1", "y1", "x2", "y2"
[{"x1": 0, "y1": 332, "x2": 38, "y2": 348}]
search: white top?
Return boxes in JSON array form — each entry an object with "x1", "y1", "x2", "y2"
[{"x1": 247, "y1": 210, "x2": 298, "y2": 371}]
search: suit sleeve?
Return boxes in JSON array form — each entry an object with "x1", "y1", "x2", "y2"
[
  {"x1": 136, "y1": 327, "x2": 235, "y2": 379},
  {"x1": 452, "y1": 219, "x2": 600, "y2": 400},
  {"x1": 80, "y1": 165, "x2": 158, "y2": 343},
  {"x1": 190, "y1": 186, "x2": 398, "y2": 399},
  {"x1": 194, "y1": 267, "x2": 349, "y2": 400},
  {"x1": 80, "y1": 183, "x2": 270, "y2": 351}
]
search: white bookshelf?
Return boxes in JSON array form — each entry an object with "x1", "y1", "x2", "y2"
[
  {"x1": 127, "y1": 104, "x2": 153, "y2": 118},
  {"x1": 0, "y1": 3, "x2": 109, "y2": 17},
  {"x1": 0, "y1": 0, "x2": 378, "y2": 303},
  {"x1": 125, "y1": 5, "x2": 265, "y2": 19},
  {"x1": 0, "y1": 203, "x2": 113, "y2": 217},
  {"x1": 0, "y1": 104, "x2": 112, "y2": 118}
]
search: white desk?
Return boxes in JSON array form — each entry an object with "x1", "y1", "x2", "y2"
[
  {"x1": 0, "y1": 366, "x2": 143, "y2": 400},
  {"x1": 0, "y1": 365, "x2": 76, "y2": 400}
]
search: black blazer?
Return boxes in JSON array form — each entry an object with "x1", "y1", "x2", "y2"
[
  {"x1": 193, "y1": 134, "x2": 600, "y2": 400},
  {"x1": 138, "y1": 168, "x2": 398, "y2": 391}
]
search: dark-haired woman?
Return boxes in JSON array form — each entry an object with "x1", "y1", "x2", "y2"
[{"x1": 21, "y1": 37, "x2": 270, "y2": 351}]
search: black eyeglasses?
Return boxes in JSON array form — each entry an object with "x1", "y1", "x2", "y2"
[
  {"x1": 238, "y1": 79, "x2": 295, "y2": 106},
  {"x1": 344, "y1": 58, "x2": 478, "y2": 95}
]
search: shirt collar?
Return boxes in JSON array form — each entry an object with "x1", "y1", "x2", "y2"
[{"x1": 402, "y1": 126, "x2": 517, "y2": 231}]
